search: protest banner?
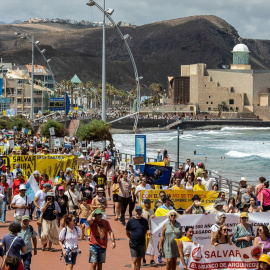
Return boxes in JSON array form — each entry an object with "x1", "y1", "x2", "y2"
[
  {"x1": 149, "y1": 213, "x2": 270, "y2": 256},
  {"x1": 119, "y1": 162, "x2": 126, "y2": 171},
  {"x1": 2, "y1": 155, "x2": 78, "y2": 179},
  {"x1": 143, "y1": 164, "x2": 172, "y2": 185},
  {"x1": 188, "y1": 243, "x2": 262, "y2": 270},
  {"x1": 140, "y1": 190, "x2": 219, "y2": 212}
]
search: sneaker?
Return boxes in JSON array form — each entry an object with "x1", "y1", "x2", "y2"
[
  {"x1": 8, "y1": 206, "x2": 11, "y2": 210},
  {"x1": 157, "y1": 256, "x2": 162, "y2": 263},
  {"x1": 150, "y1": 260, "x2": 157, "y2": 266},
  {"x1": 121, "y1": 222, "x2": 126, "y2": 226},
  {"x1": 142, "y1": 259, "x2": 147, "y2": 266},
  {"x1": 108, "y1": 197, "x2": 111, "y2": 200}
]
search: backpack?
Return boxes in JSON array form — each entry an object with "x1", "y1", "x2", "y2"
[
  {"x1": 105, "y1": 152, "x2": 109, "y2": 160},
  {"x1": 62, "y1": 226, "x2": 79, "y2": 243}
]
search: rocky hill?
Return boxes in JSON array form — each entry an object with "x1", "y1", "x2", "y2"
[{"x1": 1, "y1": 15, "x2": 270, "y2": 93}]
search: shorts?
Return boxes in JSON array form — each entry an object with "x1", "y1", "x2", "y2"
[
  {"x1": 64, "y1": 251, "x2": 77, "y2": 265},
  {"x1": 8, "y1": 188, "x2": 12, "y2": 197},
  {"x1": 113, "y1": 194, "x2": 119, "y2": 202},
  {"x1": 89, "y1": 245, "x2": 106, "y2": 263},
  {"x1": 130, "y1": 245, "x2": 145, "y2": 258},
  {"x1": 263, "y1": 205, "x2": 270, "y2": 211},
  {"x1": 80, "y1": 218, "x2": 89, "y2": 226}
]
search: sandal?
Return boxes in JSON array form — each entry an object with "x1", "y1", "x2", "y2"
[
  {"x1": 48, "y1": 248, "x2": 53, "y2": 252},
  {"x1": 42, "y1": 246, "x2": 46, "y2": 251},
  {"x1": 114, "y1": 217, "x2": 118, "y2": 221}
]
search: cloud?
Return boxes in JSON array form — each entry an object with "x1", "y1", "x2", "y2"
[{"x1": 0, "y1": 0, "x2": 269, "y2": 39}]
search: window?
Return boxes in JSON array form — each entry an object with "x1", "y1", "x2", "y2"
[
  {"x1": 17, "y1": 90, "x2": 21, "y2": 95},
  {"x1": 17, "y1": 99, "x2": 22, "y2": 104},
  {"x1": 230, "y1": 107, "x2": 233, "y2": 111},
  {"x1": 229, "y1": 99, "x2": 234, "y2": 105},
  {"x1": 211, "y1": 102, "x2": 213, "y2": 104},
  {"x1": 208, "y1": 107, "x2": 211, "y2": 111},
  {"x1": 209, "y1": 96, "x2": 211, "y2": 98},
  {"x1": 236, "y1": 107, "x2": 239, "y2": 111},
  {"x1": 206, "y1": 102, "x2": 208, "y2": 104}
]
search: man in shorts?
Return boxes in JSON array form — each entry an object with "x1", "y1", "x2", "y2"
[
  {"x1": 126, "y1": 206, "x2": 151, "y2": 270},
  {"x1": 87, "y1": 208, "x2": 116, "y2": 269}
]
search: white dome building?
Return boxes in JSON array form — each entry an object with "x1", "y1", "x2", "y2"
[{"x1": 231, "y1": 42, "x2": 250, "y2": 67}]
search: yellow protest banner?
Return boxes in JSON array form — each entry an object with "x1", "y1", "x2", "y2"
[
  {"x1": 0, "y1": 146, "x2": 4, "y2": 154},
  {"x1": 3, "y1": 155, "x2": 78, "y2": 180},
  {"x1": 140, "y1": 190, "x2": 219, "y2": 212},
  {"x1": 148, "y1": 162, "x2": 165, "y2": 166}
]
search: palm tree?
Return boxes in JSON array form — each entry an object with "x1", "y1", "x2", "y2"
[
  {"x1": 217, "y1": 101, "x2": 229, "y2": 112},
  {"x1": 85, "y1": 81, "x2": 94, "y2": 109},
  {"x1": 149, "y1": 83, "x2": 164, "y2": 105},
  {"x1": 67, "y1": 80, "x2": 75, "y2": 108}
]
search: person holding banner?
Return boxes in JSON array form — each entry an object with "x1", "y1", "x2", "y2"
[
  {"x1": 158, "y1": 210, "x2": 182, "y2": 270},
  {"x1": 212, "y1": 225, "x2": 232, "y2": 245},
  {"x1": 254, "y1": 225, "x2": 270, "y2": 254},
  {"x1": 232, "y1": 212, "x2": 255, "y2": 248},
  {"x1": 210, "y1": 212, "x2": 226, "y2": 245},
  {"x1": 185, "y1": 195, "x2": 205, "y2": 215},
  {"x1": 178, "y1": 226, "x2": 196, "y2": 270}
]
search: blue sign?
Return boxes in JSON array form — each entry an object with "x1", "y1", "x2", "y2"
[
  {"x1": 143, "y1": 164, "x2": 172, "y2": 185},
  {"x1": 135, "y1": 135, "x2": 146, "y2": 172},
  {"x1": 49, "y1": 93, "x2": 70, "y2": 115},
  {"x1": 0, "y1": 79, "x2": 2, "y2": 96},
  {"x1": 65, "y1": 93, "x2": 70, "y2": 116}
]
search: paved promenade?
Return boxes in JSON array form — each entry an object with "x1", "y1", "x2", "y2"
[{"x1": 0, "y1": 201, "x2": 170, "y2": 269}]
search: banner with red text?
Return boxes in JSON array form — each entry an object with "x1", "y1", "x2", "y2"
[
  {"x1": 149, "y1": 213, "x2": 270, "y2": 256},
  {"x1": 188, "y1": 244, "x2": 262, "y2": 270}
]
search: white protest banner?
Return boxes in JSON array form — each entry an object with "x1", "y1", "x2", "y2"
[
  {"x1": 188, "y1": 244, "x2": 262, "y2": 270},
  {"x1": 49, "y1": 127, "x2": 55, "y2": 136},
  {"x1": 150, "y1": 213, "x2": 270, "y2": 256},
  {"x1": 119, "y1": 162, "x2": 126, "y2": 171},
  {"x1": 54, "y1": 139, "x2": 61, "y2": 147}
]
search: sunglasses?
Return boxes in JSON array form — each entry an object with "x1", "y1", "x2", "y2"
[
  {"x1": 258, "y1": 229, "x2": 262, "y2": 232},
  {"x1": 70, "y1": 185, "x2": 75, "y2": 187},
  {"x1": 170, "y1": 215, "x2": 176, "y2": 217},
  {"x1": 72, "y1": 219, "x2": 76, "y2": 222},
  {"x1": 241, "y1": 217, "x2": 248, "y2": 219},
  {"x1": 222, "y1": 216, "x2": 226, "y2": 219},
  {"x1": 223, "y1": 229, "x2": 228, "y2": 232}
]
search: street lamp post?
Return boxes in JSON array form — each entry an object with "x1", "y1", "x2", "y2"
[
  {"x1": 114, "y1": 94, "x2": 115, "y2": 113},
  {"x1": 30, "y1": 35, "x2": 34, "y2": 120}
]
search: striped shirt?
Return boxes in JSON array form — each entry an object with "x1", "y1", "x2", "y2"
[{"x1": 118, "y1": 178, "x2": 131, "y2": 198}]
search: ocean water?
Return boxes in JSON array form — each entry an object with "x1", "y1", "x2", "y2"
[{"x1": 112, "y1": 126, "x2": 270, "y2": 185}]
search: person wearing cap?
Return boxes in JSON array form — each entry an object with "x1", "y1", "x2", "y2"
[
  {"x1": 17, "y1": 216, "x2": 37, "y2": 270},
  {"x1": 126, "y1": 206, "x2": 151, "y2": 270},
  {"x1": 141, "y1": 199, "x2": 156, "y2": 266},
  {"x1": 11, "y1": 185, "x2": 32, "y2": 222},
  {"x1": 232, "y1": 212, "x2": 255, "y2": 249},
  {"x1": 12, "y1": 172, "x2": 25, "y2": 197},
  {"x1": 92, "y1": 188, "x2": 107, "y2": 215},
  {"x1": 210, "y1": 212, "x2": 226, "y2": 245},
  {"x1": 87, "y1": 208, "x2": 116, "y2": 269},
  {"x1": 235, "y1": 177, "x2": 248, "y2": 207},
  {"x1": 210, "y1": 198, "x2": 226, "y2": 214},
  {"x1": 40, "y1": 191, "x2": 61, "y2": 252},
  {"x1": 55, "y1": 186, "x2": 69, "y2": 230},
  {"x1": 195, "y1": 163, "x2": 204, "y2": 180},
  {"x1": 156, "y1": 149, "x2": 163, "y2": 162},
  {"x1": 33, "y1": 183, "x2": 52, "y2": 239},
  {"x1": 65, "y1": 181, "x2": 81, "y2": 219},
  {"x1": 257, "y1": 254, "x2": 270, "y2": 270},
  {"x1": 193, "y1": 177, "x2": 206, "y2": 191},
  {"x1": 185, "y1": 195, "x2": 206, "y2": 215}
]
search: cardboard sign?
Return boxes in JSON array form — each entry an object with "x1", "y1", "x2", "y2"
[
  {"x1": 119, "y1": 162, "x2": 126, "y2": 171},
  {"x1": 133, "y1": 156, "x2": 144, "y2": 165},
  {"x1": 49, "y1": 127, "x2": 55, "y2": 136}
]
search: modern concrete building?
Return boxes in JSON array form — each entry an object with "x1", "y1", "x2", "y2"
[{"x1": 168, "y1": 42, "x2": 270, "y2": 120}]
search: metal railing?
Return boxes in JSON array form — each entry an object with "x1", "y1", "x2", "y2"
[{"x1": 118, "y1": 152, "x2": 240, "y2": 197}]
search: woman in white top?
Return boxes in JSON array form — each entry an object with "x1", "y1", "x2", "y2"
[
  {"x1": 210, "y1": 212, "x2": 226, "y2": 244},
  {"x1": 105, "y1": 160, "x2": 115, "y2": 200},
  {"x1": 184, "y1": 175, "x2": 193, "y2": 190},
  {"x1": 59, "y1": 214, "x2": 82, "y2": 270}
]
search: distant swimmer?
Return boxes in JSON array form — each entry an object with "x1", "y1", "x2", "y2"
[
  {"x1": 194, "y1": 150, "x2": 197, "y2": 155},
  {"x1": 204, "y1": 157, "x2": 207, "y2": 162}
]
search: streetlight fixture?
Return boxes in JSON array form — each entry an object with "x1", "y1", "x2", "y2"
[
  {"x1": 41, "y1": 49, "x2": 46, "y2": 53},
  {"x1": 106, "y1": 8, "x2": 114, "y2": 15},
  {"x1": 122, "y1": 34, "x2": 130, "y2": 42}
]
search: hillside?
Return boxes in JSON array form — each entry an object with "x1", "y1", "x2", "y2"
[{"x1": 1, "y1": 15, "x2": 270, "y2": 92}]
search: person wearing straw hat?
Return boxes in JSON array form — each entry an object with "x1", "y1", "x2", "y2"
[
  {"x1": 156, "y1": 149, "x2": 163, "y2": 162},
  {"x1": 235, "y1": 177, "x2": 248, "y2": 207},
  {"x1": 257, "y1": 254, "x2": 270, "y2": 270},
  {"x1": 210, "y1": 198, "x2": 226, "y2": 214}
]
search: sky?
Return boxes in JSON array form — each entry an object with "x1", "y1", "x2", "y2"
[{"x1": 1, "y1": 0, "x2": 270, "y2": 39}]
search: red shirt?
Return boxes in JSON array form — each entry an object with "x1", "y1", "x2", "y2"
[
  {"x1": 39, "y1": 179, "x2": 53, "y2": 189},
  {"x1": 89, "y1": 219, "x2": 112, "y2": 248},
  {"x1": 12, "y1": 179, "x2": 26, "y2": 196},
  {"x1": 1, "y1": 183, "x2": 9, "y2": 192}
]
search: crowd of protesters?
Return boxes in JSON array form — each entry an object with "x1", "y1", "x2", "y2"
[{"x1": 0, "y1": 132, "x2": 269, "y2": 270}]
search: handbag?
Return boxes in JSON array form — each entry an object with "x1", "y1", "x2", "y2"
[
  {"x1": 2, "y1": 236, "x2": 18, "y2": 267},
  {"x1": 68, "y1": 190, "x2": 79, "y2": 210},
  {"x1": 37, "y1": 216, "x2": 43, "y2": 227}
]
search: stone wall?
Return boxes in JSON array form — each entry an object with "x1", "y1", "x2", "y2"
[{"x1": 253, "y1": 106, "x2": 270, "y2": 121}]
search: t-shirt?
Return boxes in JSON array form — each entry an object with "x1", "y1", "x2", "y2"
[
  {"x1": 17, "y1": 225, "x2": 37, "y2": 254},
  {"x1": 80, "y1": 186, "x2": 93, "y2": 200},
  {"x1": 89, "y1": 219, "x2": 112, "y2": 248},
  {"x1": 5, "y1": 172, "x2": 14, "y2": 188},
  {"x1": 173, "y1": 171, "x2": 186, "y2": 180},
  {"x1": 262, "y1": 189, "x2": 270, "y2": 206},
  {"x1": 55, "y1": 194, "x2": 69, "y2": 215},
  {"x1": 59, "y1": 226, "x2": 82, "y2": 252},
  {"x1": 35, "y1": 190, "x2": 47, "y2": 210},
  {"x1": 1, "y1": 234, "x2": 26, "y2": 261},
  {"x1": 193, "y1": 184, "x2": 206, "y2": 191},
  {"x1": 242, "y1": 193, "x2": 257, "y2": 203},
  {"x1": 65, "y1": 190, "x2": 81, "y2": 212},
  {"x1": 80, "y1": 204, "x2": 91, "y2": 219},
  {"x1": 93, "y1": 174, "x2": 107, "y2": 188},
  {"x1": 126, "y1": 217, "x2": 149, "y2": 246},
  {"x1": 12, "y1": 194, "x2": 32, "y2": 217},
  {"x1": 135, "y1": 185, "x2": 151, "y2": 199},
  {"x1": 12, "y1": 179, "x2": 26, "y2": 196}
]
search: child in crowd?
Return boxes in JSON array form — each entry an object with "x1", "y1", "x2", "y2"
[{"x1": 79, "y1": 197, "x2": 91, "y2": 240}]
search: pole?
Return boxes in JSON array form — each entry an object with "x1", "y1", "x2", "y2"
[
  {"x1": 41, "y1": 83, "x2": 44, "y2": 114},
  {"x1": 15, "y1": 80, "x2": 18, "y2": 115},
  {"x1": 162, "y1": 94, "x2": 164, "y2": 118},
  {"x1": 31, "y1": 35, "x2": 34, "y2": 120},
  {"x1": 102, "y1": 0, "x2": 106, "y2": 148},
  {"x1": 114, "y1": 95, "x2": 115, "y2": 113},
  {"x1": 177, "y1": 127, "x2": 180, "y2": 169},
  {"x1": 64, "y1": 92, "x2": 67, "y2": 128}
]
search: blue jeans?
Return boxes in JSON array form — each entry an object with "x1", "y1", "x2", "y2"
[
  {"x1": 21, "y1": 252, "x2": 32, "y2": 270},
  {"x1": 179, "y1": 256, "x2": 189, "y2": 270},
  {"x1": 36, "y1": 210, "x2": 42, "y2": 238},
  {"x1": 1, "y1": 194, "x2": 7, "y2": 222}
]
